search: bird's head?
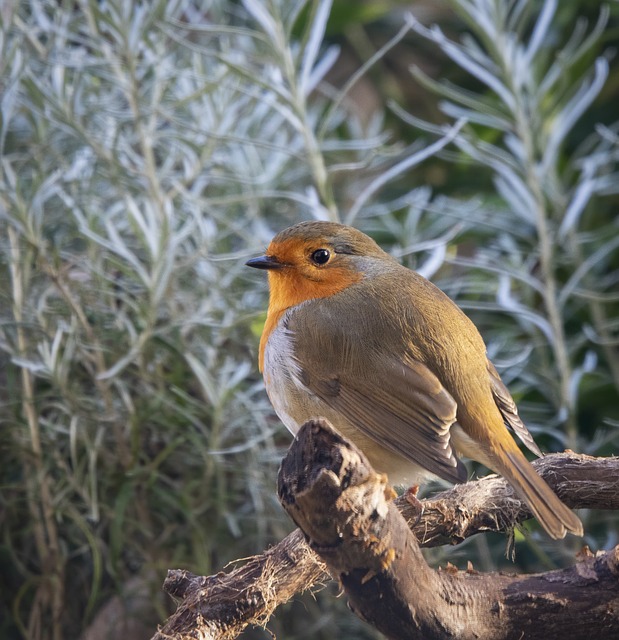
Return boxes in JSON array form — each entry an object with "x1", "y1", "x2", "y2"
[{"x1": 246, "y1": 221, "x2": 391, "y2": 311}]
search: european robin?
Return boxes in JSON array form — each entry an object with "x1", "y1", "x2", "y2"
[{"x1": 246, "y1": 221, "x2": 583, "y2": 539}]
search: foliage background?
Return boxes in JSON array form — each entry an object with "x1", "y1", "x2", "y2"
[{"x1": 0, "y1": 0, "x2": 618, "y2": 638}]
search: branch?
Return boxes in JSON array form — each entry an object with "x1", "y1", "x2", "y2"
[
  {"x1": 399, "y1": 451, "x2": 619, "y2": 546},
  {"x1": 278, "y1": 419, "x2": 619, "y2": 640},
  {"x1": 152, "y1": 528, "x2": 326, "y2": 640},
  {"x1": 151, "y1": 420, "x2": 619, "y2": 640}
]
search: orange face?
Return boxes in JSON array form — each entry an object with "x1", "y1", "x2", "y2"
[{"x1": 265, "y1": 236, "x2": 362, "y2": 311}]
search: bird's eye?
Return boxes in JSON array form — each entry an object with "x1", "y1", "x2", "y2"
[{"x1": 311, "y1": 248, "x2": 331, "y2": 265}]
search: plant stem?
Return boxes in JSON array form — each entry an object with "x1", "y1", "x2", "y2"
[
  {"x1": 277, "y1": 17, "x2": 339, "y2": 221},
  {"x1": 8, "y1": 227, "x2": 65, "y2": 640},
  {"x1": 494, "y1": 19, "x2": 578, "y2": 448}
]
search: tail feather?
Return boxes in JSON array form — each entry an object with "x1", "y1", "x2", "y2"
[{"x1": 502, "y1": 450, "x2": 583, "y2": 539}]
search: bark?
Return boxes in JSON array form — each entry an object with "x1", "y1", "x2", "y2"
[
  {"x1": 399, "y1": 451, "x2": 619, "y2": 546},
  {"x1": 278, "y1": 419, "x2": 619, "y2": 640},
  {"x1": 152, "y1": 528, "x2": 326, "y2": 640},
  {"x1": 151, "y1": 419, "x2": 619, "y2": 640}
]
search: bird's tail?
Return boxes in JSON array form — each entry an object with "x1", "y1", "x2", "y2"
[{"x1": 497, "y1": 446, "x2": 583, "y2": 540}]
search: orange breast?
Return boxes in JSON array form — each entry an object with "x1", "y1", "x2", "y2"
[{"x1": 258, "y1": 264, "x2": 362, "y2": 371}]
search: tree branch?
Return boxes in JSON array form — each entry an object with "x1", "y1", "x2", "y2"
[
  {"x1": 277, "y1": 419, "x2": 619, "y2": 640},
  {"x1": 152, "y1": 528, "x2": 326, "y2": 640},
  {"x1": 151, "y1": 420, "x2": 619, "y2": 640},
  {"x1": 399, "y1": 451, "x2": 619, "y2": 546}
]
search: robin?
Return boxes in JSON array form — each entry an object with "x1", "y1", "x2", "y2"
[{"x1": 246, "y1": 220, "x2": 582, "y2": 539}]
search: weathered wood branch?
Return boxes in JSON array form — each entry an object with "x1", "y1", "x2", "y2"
[
  {"x1": 151, "y1": 419, "x2": 619, "y2": 640},
  {"x1": 398, "y1": 450, "x2": 619, "y2": 546},
  {"x1": 278, "y1": 419, "x2": 619, "y2": 640},
  {"x1": 151, "y1": 528, "x2": 326, "y2": 640}
]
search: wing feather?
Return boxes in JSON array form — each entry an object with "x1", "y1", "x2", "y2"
[
  {"x1": 487, "y1": 360, "x2": 543, "y2": 458},
  {"x1": 307, "y1": 357, "x2": 467, "y2": 484}
]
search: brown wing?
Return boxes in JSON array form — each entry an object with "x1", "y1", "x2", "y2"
[
  {"x1": 300, "y1": 354, "x2": 467, "y2": 485},
  {"x1": 487, "y1": 360, "x2": 543, "y2": 458},
  {"x1": 284, "y1": 275, "x2": 472, "y2": 485}
]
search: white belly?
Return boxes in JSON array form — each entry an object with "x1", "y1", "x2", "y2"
[{"x1": 262, "y1": 316, "x2": 314, "y2": 435}]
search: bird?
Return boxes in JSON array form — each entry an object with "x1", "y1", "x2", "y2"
[{"x1": 246, "y1": 220, "x2": 583, "y2": 540}]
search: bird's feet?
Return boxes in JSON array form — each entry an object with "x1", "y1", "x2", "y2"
[{"x1": 404, "y1": 484, "x2": 424, "y2": 526}]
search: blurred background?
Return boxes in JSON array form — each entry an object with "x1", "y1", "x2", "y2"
[{"x1": 1, "y1": 0, "x2": 618, "y2": 638}]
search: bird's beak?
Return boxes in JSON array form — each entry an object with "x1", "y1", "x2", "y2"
[{"x1": 245, "y1": 255, "x2": 284, "y2": 270}]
